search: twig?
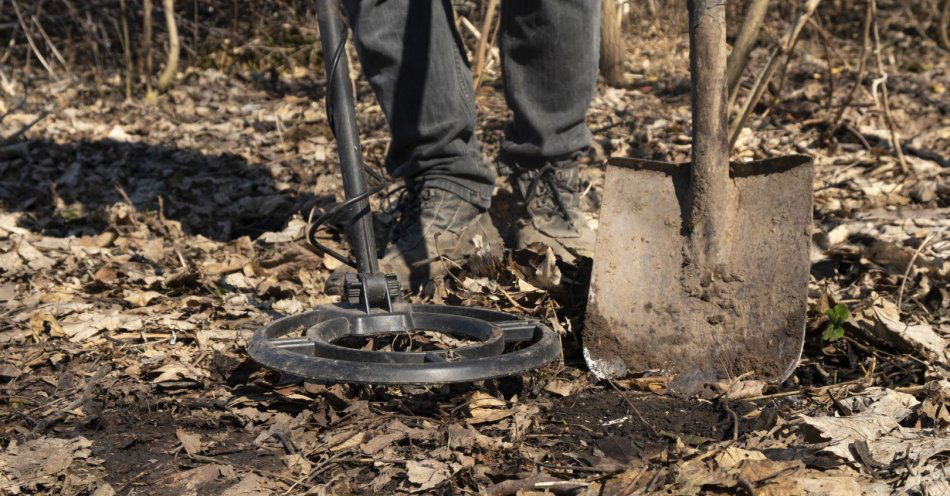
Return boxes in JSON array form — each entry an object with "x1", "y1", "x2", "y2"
[
  {"x1": 10, "y1": 0, "x2": 56, "y2": 78},
  {"x1": 939, "y1": 0, "x2": 949, "y2": 51},
  {"x1": 896, "y1": 231, "x2": 935, "y2": 310},
  {"x1": 521, "y1": 456, "x2": 619, "y2": 474},
  {"x1": 118, "y1": 0, "x2": 133, "y2": 99},
  {"x1": 869, "y1": 0, "x2": 908, "y2": 174},
  {"x1": 156, "y1": 0, "x2": 180, "y2": 91},
  {"x1": 728, "y1": 0, "x2": 822, "y2": 152},
  {"x1": 722, "y1": 401, "x2": 739, "y2": 441},
  {"x1": 0, "y1": 91, "x2": 27, "y2": 123},
  {"x1": 472, "y1": 0, "x2": 499, "y2": 93},
  {"x1": 901, "y1": 1, "x2": 936, "y2": 47},
  {"x1": 769, "y1": 17, "x2": 809, "y2": 113},
  {"x1": 0, "y1": 108, "x2": 48, "y2": 145},
  {"x1": 744, "y1": 374, "x2": 874, "y2": 402},
  {"x1": 144, "y1": 0, "x2": 154, "y2": 95},
  {"x1": 823, "y1": 2, "x2": 872, "y2": 144},
  {"x1": 30, "y1": 14, "x2": 72, "y2": 77},
  {"x1": 488, "y1": 475, "x2": 590, "y2": 496},
  {"x1": 806, "y1": 17, "x2": 834, "y2": 111},
  {"x1": 605, "y1": 378, "x2": 658, "y2": 436},
  {"x1": 727, "y1": 0, "x2": 770, "y2": 100}
]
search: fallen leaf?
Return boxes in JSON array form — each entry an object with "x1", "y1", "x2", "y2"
[
  {"x1": 0, "y1": 436, "x2": 93, "y2": 487},
  {"x1": 467, "y1": 391, "x2": 514, "y2": 424},
  {"x1": 712, "y1": 379, "x2": 767, "y2": 400},
  {"x1": 273, "y1": 298, "x2": 305, "y2": 314},
  {"x1": 714, "y1": 447, "x2": 766, "y2": 469},
  {"x1": 360, "y1": 431, "x2": 407, "y2": 455},
  {"x1": 328, "y1": 431, "x2": 365, "y2": 452},
  {"x1": 151, "y1": 362, "x2": 207, "y2": 383},
  {"x1": 283, "y1": 453, "x2": 311, "y2": 475},
  {"x1": 79, "y1": 232, "x2": 116, "y2": 248},
  {"x1": 29, "y1": 312, "x2": 65, "y2": 338},
  {"x1": 94, "y1": 267, "x2": 118, "y2": 284},
  {"x1": 614, "y1": 375, "x2": 671, "y2": 394},
  {"x1": 852, "y1": 298, "x2": 948, "y2": 366},
  {"x1": 175, "y1": 428, "x2": 203, "y2": 456},
  {"x1": 62, "y1": 313, "x2": 144, "y2": 342},
  {"x1": 91, "y1": 482, "x2": 117, "y2": 496},
  {"x1": 123, "y1": 290, "x2": 162, "y2": 307},
  {"x1": 406, "y1": 459, "x2": 449, "y2": 491},
  {"x1": 17, "y1": 240, "x2": 54, "y2": 270},
  {"x1": 107, "y1": 124, "x2": 134, "y2": 141},
  {"x1": 544, "y1": 379, "x2": 581, "y2": 397},
  {"x1": 799, "y1": 388, "x2": 920, "y2": 461},
  {"x1": 221, "y1": 473, "x2": 272, "y2": 496}
]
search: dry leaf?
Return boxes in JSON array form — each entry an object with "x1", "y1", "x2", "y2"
[
  {"x1": 467, "y1": 391, "x2": 514, "y2": 424},
  {"x1": 151, "y1": 362, "x2": 206, "y2": 383},
  {"x1": 283, "y1": 453, "x2": 311, "y2": 475},
  {"x1": 328, "y1": 431, "x2": 365, "y2": 452},
  {"x1": 0, "y1": 436, "x2": 93, "y2": 487},
  {"x1": 94, "y1": 267, "x2": 118, "y2": 284},
  {"x1": 852, "y1": 298, "x2": 948, "y2": 366},
  {"x1": 544, "y1": 379, "x2": 581, "y2": 397},
  {"x1": 123, "y1": 290, "x2": 162, "y2": 307},
  {"x1": 406, "y1": 459, "x2": 449, "y2": 491},
  {"x1": 361, "y1": 431, "x2": 407, "y2": 455},
  {"x1": 614, "y1": 375, "x2": 671, "y2": 394},
  {"x1": 29, "y1": 312, "x2": 65, "y2": 338},
  {"x1": 17, "y1": 240, "x2": 54, "y2": 270},
  {"x1": 175, "y1": 428, "x2": 203, "y2": 456},
  {"x1": 799, "y1": 388, "x2": 920, "y2": 461},
  {"x1": 714, "y1": 447, "x2": 766, "y2": 469},
  {"x1": 712, "y1": 379, "x2": 767, "y2": 400},
  {"x1": 221, "y1": 473, "x2": 272, "y2": 496}
]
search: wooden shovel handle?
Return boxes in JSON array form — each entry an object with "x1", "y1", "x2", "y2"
[{"x1": 687, "y1": 0, "x2": 730, "y2": 265}]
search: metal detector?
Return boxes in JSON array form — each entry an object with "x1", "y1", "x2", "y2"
[{"x1": 247, "y1": 0, "x2": 561, "y2": 385}]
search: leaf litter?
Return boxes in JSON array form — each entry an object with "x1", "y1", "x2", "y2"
[{"x1": 1, "y1": 2, "x2": 948, "y2": 494}]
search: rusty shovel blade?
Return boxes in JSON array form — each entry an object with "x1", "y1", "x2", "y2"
[{"x1": 583, "y1": 155, "x2": 814, "y2": 391}]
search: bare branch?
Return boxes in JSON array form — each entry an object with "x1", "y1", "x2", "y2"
[
  {"x1": 726, "y1": 0, "x2": 769, "y2": 100},
  {"x1": 869, "y1": 0, "x2": 908, "y2": 174},
  {"x1": 156, "y1": 0, "x2": 180, "y2": 92}
]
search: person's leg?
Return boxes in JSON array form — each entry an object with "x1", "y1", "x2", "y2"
[
  {"x1": 499, "y1": 0, "x2": 601, "y2": 260},
  {"x1": 341, "y1": 0, "x2": 500, "y2": 288},
  {"x1": 499, "y1": 0, "x2": 600, "y2": 159},
  {"x1": 342, "y1": 0, "x2": 494, "y2": 207}
]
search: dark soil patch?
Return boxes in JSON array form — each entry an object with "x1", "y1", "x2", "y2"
[
  {"x1": 545, "y1": 389, "x2": 755, "y2": 461},
  {"x1": 82, "y1": 410, "x2": 283, "y2": 495}
]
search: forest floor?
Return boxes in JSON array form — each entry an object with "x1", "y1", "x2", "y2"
[{"x1": 1, "y1": 3, "x2": 948, "y2": 495}]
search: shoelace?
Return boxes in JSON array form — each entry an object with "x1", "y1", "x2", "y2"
[
  {"x1": 523, "y1": 164, "x2": 577, "y2": 228},
  {"x1": 384, "y1": 183, "x2": 427, "y2": 240}
]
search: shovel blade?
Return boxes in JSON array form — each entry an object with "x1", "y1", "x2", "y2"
[{"x1": 584, "y1": 155, "x2": 814, "y2": 390}]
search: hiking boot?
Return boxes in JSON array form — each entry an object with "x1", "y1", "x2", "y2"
[
  {"x1": 379, "y1": 188, "x2": 501, "y2": 288},
  {"x1": 507, "y1": 158, "x2": 595, "y2": 261}
]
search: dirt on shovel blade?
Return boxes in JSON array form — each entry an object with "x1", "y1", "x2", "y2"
[{"x1": 585, "y1": 156, "x2": 814, "y2": 390}]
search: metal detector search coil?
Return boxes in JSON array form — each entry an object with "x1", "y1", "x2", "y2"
[{"x1": 249, "y1": 304, "x2": 560, "y2": 385}]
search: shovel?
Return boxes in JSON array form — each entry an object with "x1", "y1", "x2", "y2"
[{"x1": 583, "y1": 0, "x2": 814, "y2": 392}]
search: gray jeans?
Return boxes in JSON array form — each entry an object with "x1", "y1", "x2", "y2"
[{"x1": 342, "y1": 0, "x2": 601, "y2": 208}]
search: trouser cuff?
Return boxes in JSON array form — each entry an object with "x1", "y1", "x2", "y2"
[{"x1": 408, "y1": 176, "x2": 494, "y2": 210}]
